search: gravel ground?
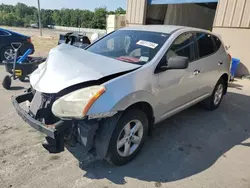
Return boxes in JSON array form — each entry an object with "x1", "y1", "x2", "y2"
[{"x1": 0, "y1": 27, "x2": 250, "y2": 188}]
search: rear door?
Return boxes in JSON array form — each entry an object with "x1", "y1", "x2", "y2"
[{"x1": 194, "y1": 32, "x2": 223, "y2": 95}]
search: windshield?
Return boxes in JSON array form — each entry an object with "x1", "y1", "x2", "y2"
[{"x1": 86, "y1": 30, "x2": 170, "y2": 65}]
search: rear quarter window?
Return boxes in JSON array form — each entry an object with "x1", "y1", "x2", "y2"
[
  {"x1": 0, "y1": 30, "x2": 10, "y2": 36},
  {"x1": 212, "y1": 36, "x2": 222, "y2": 50},
  {"x1": 196, "y1": 33, "x2": 216, "y2": 58}
]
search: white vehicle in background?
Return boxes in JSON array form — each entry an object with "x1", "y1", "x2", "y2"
[{"x1": 30, "y1": 23, "x2": 42, "y2": 29}]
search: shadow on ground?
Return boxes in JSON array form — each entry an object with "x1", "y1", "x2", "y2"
[
  {"x1": 228, "y1": 82, "x2": 243, "y2": 90},
  {"x1": 68, "y1": 92, "x2": 250, "y2": 185},
  {"x1": 9, "y1": 86, "x2": 25, "y2": 90}
]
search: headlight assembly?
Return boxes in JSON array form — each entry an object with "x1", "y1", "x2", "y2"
[{"x1": 52, "y1": 86, "x2": 106, "y2": 119}]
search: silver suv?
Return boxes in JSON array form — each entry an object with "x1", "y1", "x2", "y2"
[{"x1": 12, "y1": 25, "x2": 230, "y2": 166}]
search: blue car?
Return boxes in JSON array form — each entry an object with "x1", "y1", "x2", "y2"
[{"x1": 0, "y1": 28, "x2": 35, "y2": 62}]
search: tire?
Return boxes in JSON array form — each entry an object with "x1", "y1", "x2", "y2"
[
  {"x1": 105, "y1": 109, "x2": 149, "y2": 166},
  {"x1": 0, "y1": 46, "x2": 16, "y2": 61},
  {"x1": 2, "y1": 75, "x2": 11, "y2": 90},
  {"x1": 201, "y1": 78, "x2": 225, "y2": 110}
]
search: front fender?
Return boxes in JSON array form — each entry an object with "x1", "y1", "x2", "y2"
[
  {"x1": 86, "y1": 67, "x2": 157, "y2": 116},
  {"x1": 111, "y1": 90, "x2": 157, "y2": 112},
  {"x1": 87, "y1": 89, "x2": 157, "y2": 115}
]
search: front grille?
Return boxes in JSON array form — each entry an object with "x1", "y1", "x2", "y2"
[
  {"x1": 42, "y1": 93, "x2": 56, "y2": 102},
  {"x1": 29, "y1": 92, "x2": 59, "y2": 124}
]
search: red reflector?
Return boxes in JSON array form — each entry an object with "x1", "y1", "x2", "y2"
[{"x1": 27, "y1": 38, "x2": 32, "y2": 43}]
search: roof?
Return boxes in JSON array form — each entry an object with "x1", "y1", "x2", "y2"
[
  {"x1": 121, "y1": 25, "x2": 185, "y2": 34},
  {"x1": 121, "y1": 25, "x2": 215, "y2": 36},
  {"x1": 0, "y1": 28, "x2": 29, "y2": 38}
]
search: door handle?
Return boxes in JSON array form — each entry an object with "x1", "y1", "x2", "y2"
[
  {"x1": 193, "y1": 70, "x2": 200, "y2": 75},
  {"x1": 218, "y1": 61, "x2": 223, "y2": 66}
]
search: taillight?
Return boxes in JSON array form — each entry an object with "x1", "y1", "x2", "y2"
[
  {"x1": 228, "y1": 53, "x2": 232, "y2": 61},
  {"x1": 27, "y1": 38, "x2": 32, "y2": 43},
  {"x1": 228, "y1": 53, "x2": 232, "y2": 72}
]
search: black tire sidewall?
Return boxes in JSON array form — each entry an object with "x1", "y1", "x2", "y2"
[
  {"x1": 2, "y1": 75, "x2": 11, "y2": 90},
  {"x1": 107, "y1": 109, "x2": 149, "y2": 166}
]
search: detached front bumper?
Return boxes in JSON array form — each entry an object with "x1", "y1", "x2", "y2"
[
  {"x1": 11, "y1": 92, "x2": 100, "y2": 154},
  {"x1": 11, "y1": 92, "x2": 68, "y2": 139}
]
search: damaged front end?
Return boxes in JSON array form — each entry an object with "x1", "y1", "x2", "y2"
[
  {"x1": 12, "y1": 44, "x2": 141, "y2": 159},
  {"x1": 12, "y1": 89, "x2": 105, "y2": 154}
]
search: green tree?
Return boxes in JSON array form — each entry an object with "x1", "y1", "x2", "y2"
[
  {"x1": 3, "y1": 12, "x2": 23, "y2": 26},
  {"x1": 0, "y1": 3, "x2": 125, "y2": 29},
  {"x1": 61, "y1": 9, "x2": 71, "y2": 26},
  {"x1": 52, "y1": 10, "x2": 62, "y2": 26},
  {"x1": 41, "y1": 9, "x2": 54, "y2": 26},
  {"x1": 91, "y1": 7, "x2": 108, "y2": 29},
  {"x1": 115, "y1": 7, "x2": 126, "y2": 14},
  {"x1": 80, "y1": 10, "x2": 94, "y2": 28}
]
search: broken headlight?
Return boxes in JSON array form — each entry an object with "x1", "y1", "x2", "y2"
[{"x1": 52, "y1": 86, "x2": 106, "y2": 119}]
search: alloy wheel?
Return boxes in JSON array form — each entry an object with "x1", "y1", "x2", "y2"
[
  {"x1": 4, "y1": 49, "x2": 15, "y2": 60},
  {"x1": 116, "y1": 119, "x2": 144, "y2": 157},
  {"x1": 214, "y1": 84, "x2": 223, "y2": 105}
]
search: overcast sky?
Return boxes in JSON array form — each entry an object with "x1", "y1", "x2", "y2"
[{"x1": 0, "y1": 0, "x2": 126, "y2": 10}]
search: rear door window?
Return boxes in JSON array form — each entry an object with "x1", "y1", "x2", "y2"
[
  {"x1": 0, "y1": 30, "x2": 10, "y2": 36},
  {"x1": 212, "y1": 36, "x2": 222, "y2": 50},
  {"x1": 196, "y1": 33, "x2": 216, "y2": 58}
]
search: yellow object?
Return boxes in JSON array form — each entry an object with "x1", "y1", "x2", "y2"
[{"x1": 15, "y1": 70, "x2": 22, "y2": 76}]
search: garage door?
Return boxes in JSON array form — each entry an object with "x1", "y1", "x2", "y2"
[{"x1": 149, "y1": 0, "x2": 218, "y2": 4}]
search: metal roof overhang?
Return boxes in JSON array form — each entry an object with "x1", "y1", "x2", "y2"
[{"x1": 148, "y1": 0, "x2": 218, "y2": 4}]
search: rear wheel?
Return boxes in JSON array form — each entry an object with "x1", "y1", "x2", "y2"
[
  {"x1": 201, "y1": 78, "x2": 225, "y2": 110},
  {"x1": 0, "y1": 46, "x2": 16, "y2": 61},
  {"x1": 105, "y1": 109, "x2": 149, "y2": 166}
]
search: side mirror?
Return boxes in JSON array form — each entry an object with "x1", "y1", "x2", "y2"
[
  {"x1": 155, "y1": 56, "x2": 189, "y2": 73},
  {"x1": 155, "y1": 56, "x2": 189, "y2": 74},
  {"x1": 167, "y1": 56, "x2": 189, "y2": 70}
]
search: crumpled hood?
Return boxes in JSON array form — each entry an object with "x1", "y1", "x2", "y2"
[{"x1": 30, "y1": 44, "x2": 140, "y2": 93}]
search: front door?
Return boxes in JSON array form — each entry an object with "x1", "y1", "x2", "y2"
[{"x1": 154, "y1": 32, "x2": 204, "y2": 121}]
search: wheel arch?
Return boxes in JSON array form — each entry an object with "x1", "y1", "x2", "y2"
[
  {"x1": 123, "y1": 101, "x2": 155, "y2": 136},
  {"x1": 220, "y1": 73, "x2": 229, "y2": 94},
  {"x1": 95, "y1": 101, "x2": 155, "y2": 159}
]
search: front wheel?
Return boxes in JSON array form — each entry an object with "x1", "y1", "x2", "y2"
[
  {"x1": 201, "y1": 78, "x2": 225, "y2": 110},
  {"x1": 105, "y1": 109, "x2": 149, "y2": 166}
]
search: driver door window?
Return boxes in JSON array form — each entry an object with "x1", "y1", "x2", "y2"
[{"x1": 166, "y1": 32, "x2": 195, "y2": 62}]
